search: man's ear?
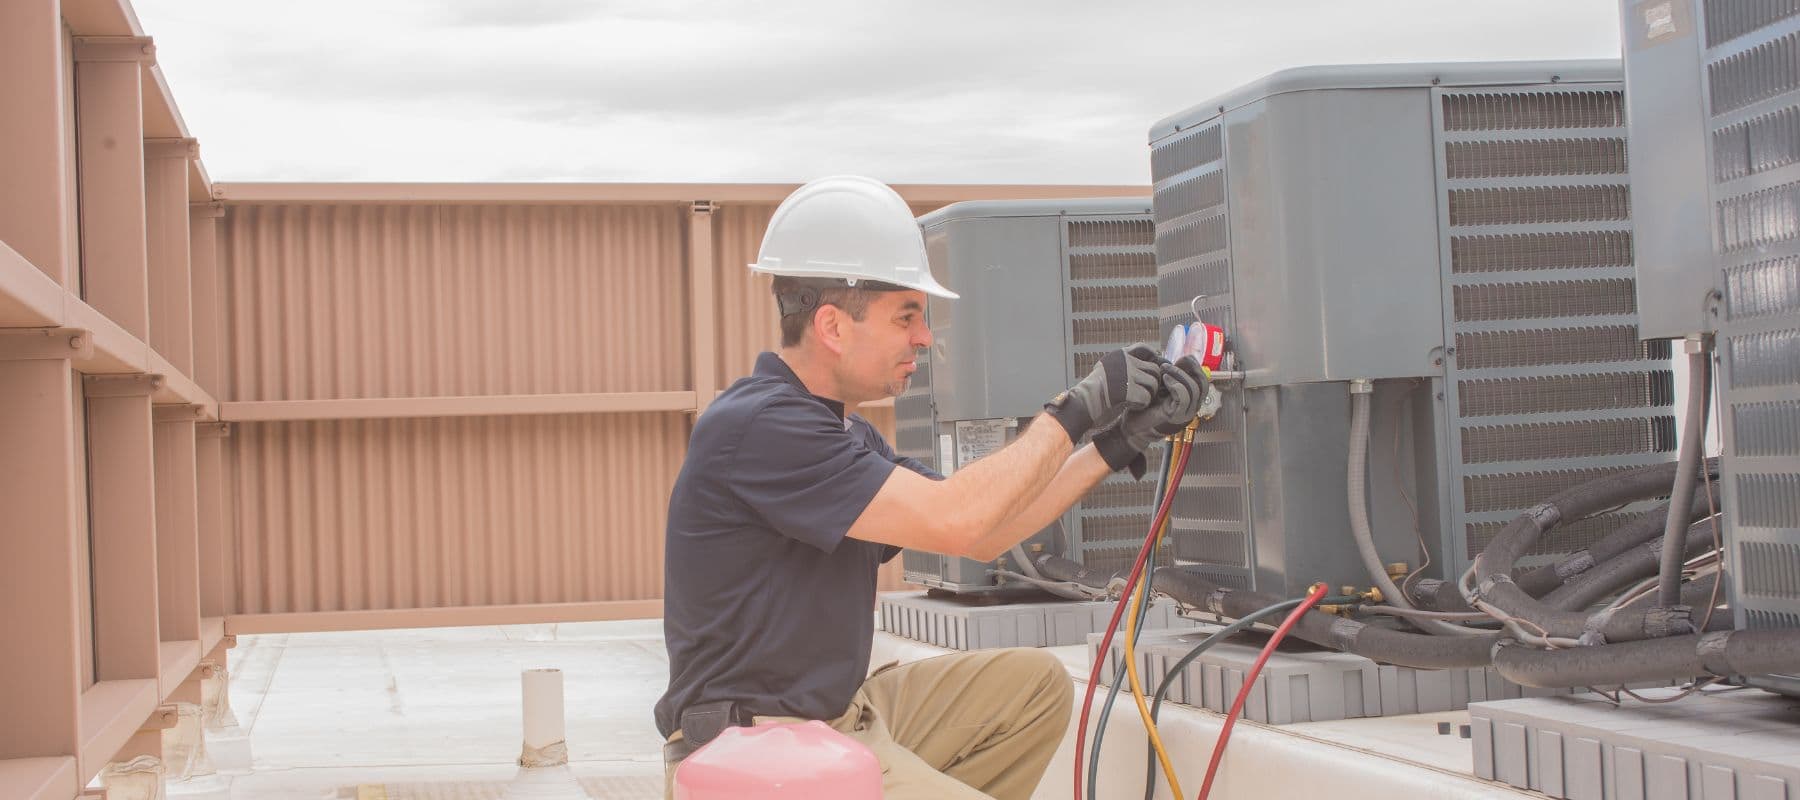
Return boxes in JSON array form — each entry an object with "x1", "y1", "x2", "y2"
[{"x1": 812, "y1": 304, "x2": 848, "y2": 356}]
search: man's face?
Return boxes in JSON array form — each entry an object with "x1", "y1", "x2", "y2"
[{"x1": 838, "y1": 289, "x2": 933, "y2": 400}]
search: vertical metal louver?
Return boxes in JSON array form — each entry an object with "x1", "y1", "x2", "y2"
[
  {"x1": 894, "y1": 355, "x2": 943, "y2": 579},
  {"x1": 1701, "y1": 8, "x2": 1800, "y2": 666},
  {"x1": 1062, "y1": 217, "x2": 1169, "y2": 577},
  {"x1": 1432, "y1": 85, "x2": 1678, "y2": 571},
  {"x1": 1151, "y1": 122, "x2": 1252, "y2": 590}
]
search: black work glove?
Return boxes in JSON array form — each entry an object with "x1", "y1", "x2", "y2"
[
  {"x1": 1092, "y1": 356, "x2": 1209, "y2": 477},
  {"x1": 1044, "y1": 343, "x2": 1164, "y2": 444}
]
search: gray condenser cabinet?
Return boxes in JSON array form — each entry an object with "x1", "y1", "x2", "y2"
[
  {"x1": 1621, "y1": 0, "x2": 1800, "y2": 694},
  {"x1": 1149, "y1": 61, "x2": 1677, "y2": 599},
  {"x1": 898, "y1": 199, "x2": 1167, "y2": 592}
]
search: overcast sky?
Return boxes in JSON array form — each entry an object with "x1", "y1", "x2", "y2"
[{"x1": 131, "y1": 1, "x2": 1624, "y2": 185}]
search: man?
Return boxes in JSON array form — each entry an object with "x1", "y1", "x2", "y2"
[{"x1": 657, "y1": 176, "x2": 1206, "y2": 799}]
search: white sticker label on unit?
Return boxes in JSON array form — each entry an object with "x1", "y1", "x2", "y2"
[
  {"x1": 955, "y1": 419, "x2": 1008, "y2": 468},
  {"x1": 938, "y1": 433, "x2": 956, "y2": 477},
  {"x1": 1644, "y1": 2, "x2": 1677, "y2": 39}
]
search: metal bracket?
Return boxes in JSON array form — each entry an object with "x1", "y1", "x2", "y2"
[
  {"x1": 223, "y1": 634, "x2": 238, "y2": 650},
  {"x1": 153, "y1": 403, "x2": 206, "y2": 423},
  {"x1": 0, "y1": 329, "x2": 90, "y2": 361},
  {"x1": 196, "y1": 422, "x2": 232, "y2": 439},
  {"x1": 690, "y1": 200, "x2": 716, "y2": 216},
  {"x1": 84, "y1": 374, "x2": 163, "y2": 398},
  {"x1": 141, "y1": 704, "x2": 181, "y2": 731},
  {"x1": 190, "y1": 201, "x2": 226, "y2": 219},
  {"x1": 144, "y1": 138, "x2": 199, "y2": 161},
  {"x1": 73, "y1": 36, "x2": 155, "y2": 64}
]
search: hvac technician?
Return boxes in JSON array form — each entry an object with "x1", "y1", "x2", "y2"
[{"x1": 656, "y1": 176, "x2": 1208, "y2": 800}]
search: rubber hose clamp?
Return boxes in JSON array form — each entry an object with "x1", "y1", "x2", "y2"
[
  {"x1": 1579, "y1": 607, "x2": 1616, "y2": 646},
  {"x1": 1206, "y1": 588, "x2": 1233, "y2": 615}
]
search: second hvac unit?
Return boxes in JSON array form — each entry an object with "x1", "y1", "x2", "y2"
[
  {"x1": 897, "y1": 198, "x2": 1168, "y2": 592},
  {"x1": 1149, "y1": 61, "x2": 1677, "y2": 598},
  {"x1": 1620, "y1": 0, "x2": 1800, "y2": 695}
]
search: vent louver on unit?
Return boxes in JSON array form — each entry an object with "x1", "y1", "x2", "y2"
[{"x1": 1435, "y1": 83, "x2": 1675, "y2": 571}]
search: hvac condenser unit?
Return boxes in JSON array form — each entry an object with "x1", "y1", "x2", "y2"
[
  {"x1": 1149, "y1": 61, "x2": 1677, "y2": 599},
  {"x1": 1620, "y1": 0, "x2": 1800, "y2": 694},
  {"x1": 898, "y1": 199, "x2": 1167, "y2": 592}
]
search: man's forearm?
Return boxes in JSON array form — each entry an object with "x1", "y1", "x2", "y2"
[
  {"x1": 965, "y1": 444, "x2": 1114, "y2": 562},
  {"x1": 932, "y1": 412, "x2": 1073, "y2": 553}
]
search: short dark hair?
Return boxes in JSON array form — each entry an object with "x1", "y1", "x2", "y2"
[{"x1": 771, "y1": 276, "x2": 903, "y2": 347}]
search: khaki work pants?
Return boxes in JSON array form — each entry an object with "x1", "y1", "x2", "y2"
[{"x1": 665, "y1": 647, "x2": 1073, "y2": 799}]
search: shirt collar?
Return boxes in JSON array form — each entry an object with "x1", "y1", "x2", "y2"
[{"x1": 755, "y1": 351, "x2": 847, "y2": 420}]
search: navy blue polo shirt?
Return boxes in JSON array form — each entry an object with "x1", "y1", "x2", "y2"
[{"x1": 655, "y1": 352, "x2": 941, "y2": 738}]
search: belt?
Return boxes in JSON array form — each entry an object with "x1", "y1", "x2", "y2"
[{"x1": 664, "y1": 700, "x2": 753, "y2": 763}]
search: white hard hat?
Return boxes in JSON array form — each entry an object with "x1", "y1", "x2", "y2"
[{"x1": 751, "y1": 175, "x2": 959, "y2": 299}]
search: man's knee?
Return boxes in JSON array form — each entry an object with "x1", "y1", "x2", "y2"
[{"x1": 991, "y1": 648, "x2": 1072, "y2": 706}]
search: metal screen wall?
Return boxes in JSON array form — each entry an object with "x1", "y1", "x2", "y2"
[
  {"x1": 1698, "y1": 5, "x2": 1800, "y2": 642},
  {"x1": 1430, "y1": 85, "x2": 1678, "y2": 571},
  {"x1": 1150, "y1": 123, "x2": 1253, "y2": 590}
]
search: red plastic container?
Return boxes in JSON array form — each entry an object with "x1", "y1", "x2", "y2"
[{"x1": 673, "y1": 720, "x2": 883, "y2": 799}]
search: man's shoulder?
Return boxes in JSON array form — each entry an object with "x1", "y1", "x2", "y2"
[{"x1": 697, "y1": 377, "x2": 835, "y2": 438}]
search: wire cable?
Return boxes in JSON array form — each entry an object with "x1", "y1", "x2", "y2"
[
  {"x1": 1124, "y1": 438, "x2": 1185, "y2": 800},
  {"x1": 1088, "y1": 441, "x2": 1178, "y2": 800},
  {"x1": 1196, "y1": 583, "x2": 1330, "y2": 800},
  {"x1": 1073, "y1": 433, "x2": 1196, "y2": 800}
]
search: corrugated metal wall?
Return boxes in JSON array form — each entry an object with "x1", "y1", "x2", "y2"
[{"x1": 217, "y1": 198, "x2": 941, "y2": 624}]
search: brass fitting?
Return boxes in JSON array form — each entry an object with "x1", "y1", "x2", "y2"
[{"x1": 1386, "y1": 562, "x2": 1410, "y2": 581}]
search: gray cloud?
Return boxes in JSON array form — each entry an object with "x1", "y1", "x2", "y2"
[{"x1": 134, "y1": 0, "x2": 1623, "y2": 182}]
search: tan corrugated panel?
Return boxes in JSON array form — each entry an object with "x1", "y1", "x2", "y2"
[
  {"x1": 713, "y1": 203, "x2": 780, "y2": 385},
  {"x1": 230, "y1": 412, "x2": 685, "y2": 615},
  {"x1": 221, "y1": 204, "x2": 690, "y2": 402}
]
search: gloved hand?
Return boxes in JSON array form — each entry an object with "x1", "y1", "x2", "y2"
[
  {"x1": 1044, "y1": 343, "x2": 1164, "y2": 444},
  {"x1": 1092, "y1": 356, "x2": 1209, "y2": 477}
]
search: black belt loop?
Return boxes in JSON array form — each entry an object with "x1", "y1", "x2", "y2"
[{"x1": 670, "y1": 699, "x2": 753, "y2": 762}]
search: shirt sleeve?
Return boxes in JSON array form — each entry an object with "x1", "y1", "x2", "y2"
[
  {"x1": 727, "y1": 397, "x2": 899, "y2": 553},
  {"x1": 852, "y1": 414, "x2": 946, "y2": 481}
]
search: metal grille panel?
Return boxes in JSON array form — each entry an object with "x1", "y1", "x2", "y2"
[
  {"x1": 1069, "y1": 252, "x2": 1156, "y2": 281},
  {"x1": 1154, "y1": 170, "x2": 1227, "y2": 225},
  {"x1": 1739, "y1": 473, "x2": 1800, "y2": 528},
  {"x1": 1706, "y1": 0, "x2": 1800, "y2": 47},
  {"x1": 1447, "y1": 185, "x2": 1631, "y2": 226},
  {"x1": 1742, "y1": 541, "x2": 1800, "y2": 598},
  {"x1": 1712, "y1": 104, "x2": 1800, "y2": 181},
  {"x1": 1151, "y1": 124, "x2": 1223, "y2": 179},
  {"x1": 1080, "y1": 513, "x2": 1156, "y2": 543},
  {"x1": 1717, "y1": 179, "x2": 1800, "y2": 252},
  {"x1": 1438, "y1": 83, "x2": 1671, "y2": 570},
  {"x1": 1458, "y1": 371, "x2": 1675, "y2": 417},
  {"x1": 1460, "y1": 417, "x2": 1676, "y2": 464},
  {"x1": 1445, "y1": 139, "x2": 1628, "y2": 178},
  {"x1": 1154, "y1": 214, "x2": 1230, "y2": 265},
  {"x1": 1082, "y1": 480, "x2": 1156, "y2": 510},
  {"x1": 1455, "y1": 326, "x2": 1662, "y2": 369},
  {"x1": 1070, "y1": 285, "x2": 1158, "y2": 313},
  {"x1": 1734, "y1": 400, "x2": 1800, "y2": 456},
  {"x1": 1071, "y1": 317, "x2": 1159, "y2": 346},
  {"x1": 1727, "y1": 255, "x2": 1800, "y2": 319},
  {"x1": 1708, "y1": 28, "x2": 1800, "y2": 115},
  {"x1": 1451, "y1": 231, "x2": 1634, "y2": 273},
  {"x1": 1466, "y1": 511, "x2": 1646, "y2": 557},
  {"x1": 1441, "y1": 91, "x2": 1623, "y2": 131},
  {"x1": 1172, "y1": 528, "x2": 1248, "y2": 567},
  {"x1": 1462, "y1": 466, "x2": 1644, "y2": 514},
  {"x1": 1453, "y1": 279, "x2": 1638, "y2": 321},
  {"x1": 1727, "y1": 327, "x2": 1800, "y2": 388},
  {"x1": 1157, "y1": 259, "x2": 1233, "y2": 308},
  {"x1": 1068, "y1": 219, "x2": 1154, "y2": 248}
]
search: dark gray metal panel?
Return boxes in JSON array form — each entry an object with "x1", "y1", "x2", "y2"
[
  {"x1": 923, "y1": 216, "x2": 1069, "y2": 422},
  {"x1": 1695, "y1": 6, "x2": 1800, "y2": 695},
  {"x1": 1621, "y1": 0, "x2": 1721, "y2": 339},
  {"x1": 1223, "y1": 88, "x2": 1447, "y2": 386}
]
